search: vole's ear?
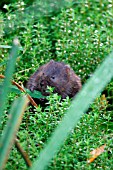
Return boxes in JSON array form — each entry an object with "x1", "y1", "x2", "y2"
[
  {"x1": 49, "y1": 59, "x2": 55, "y2": 64},
  {"x1": 64, "y1": 65, "x2": 70, "y2": 73}
]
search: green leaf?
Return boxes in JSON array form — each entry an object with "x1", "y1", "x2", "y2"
[
  {"x1": 0, "y1": 95, "x2": 29, "y2": 169},
  {"x1": 0, "y1": 84, "x2": 44, "y2": 98},
  {"x1": 30, "y1": 51, "x2": 113, "y2": 170},
  {"x1": 0, "y1": 84, "x2": 21, "y2": 94},
  {"x1": 0, "y1": 60, "x2": 7, "y2": 67},
  {"x1": 0, "y1": 38, "x2": 19, "y2": 123},
  {"x1": 26, "y1": 89, "x2": 45, "y2": 99},
  {"x1": 0, "y1": 45, "x2": 23, "y2": 51},
  {"x1": 0, "y1": 45, "x2": 23, "y2": 67}
]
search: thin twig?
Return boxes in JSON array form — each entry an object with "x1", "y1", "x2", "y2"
[{"x1": 15, "y1": 138, "x2": 32, "y2": 167}]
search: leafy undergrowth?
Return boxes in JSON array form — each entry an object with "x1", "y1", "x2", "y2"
[
  {"x1": 0, "y1": 0, "x2": 113, "y2": 169},
  {"x1": 5, "y1": 91, "x2": 113, "y2": 170}
]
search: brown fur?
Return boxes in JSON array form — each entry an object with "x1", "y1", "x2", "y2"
[{"x1": 26, "y1": 60, "x2": 82, "y2": 99}]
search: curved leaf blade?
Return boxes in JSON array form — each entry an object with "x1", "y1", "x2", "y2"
[
  {"x1": 31, "y1": 51, "x2": 113, "y2": 170},
  {"x1": 0, "y1": 95, "x2": 29, "y2": 169},
  {"x1": 0, "y1": 38, "x2": 19, "y2": 123}
]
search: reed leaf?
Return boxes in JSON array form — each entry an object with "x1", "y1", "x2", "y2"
[
  {"x1": 0, "y1": 38, "x2": 19, "y2": 123},
  {"x1": 31, "y1": 51, "x2": 113, "y2": 170},
  {"x1": 0, "y1": 95, "x2": 29, "y2": 169}
]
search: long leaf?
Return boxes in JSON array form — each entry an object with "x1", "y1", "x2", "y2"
[
  {"x1": 0, "y1": 45, "x2": 23, "y2": 51},
  {"x1": 0, "y1": 38, "x2": 19, "y2": 123},
  {"x1": 30, "y1": 51, "x2": 113, "y2": 170},
  {"x1": 0, "y1": 84, "x2": 44, "y2": 99},
  {"x1": 0, "y1": 95, "x2": 29, "y2": 169},
  {"x1": 0, "y1": 84, "x2": 21, "y2": 94}
]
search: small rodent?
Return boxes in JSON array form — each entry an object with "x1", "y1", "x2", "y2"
[{"x1": 26, "y1": 60, "x2": 82, "y2": 99}]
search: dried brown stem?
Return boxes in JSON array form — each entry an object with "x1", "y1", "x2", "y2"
[{"x1": 15, "y1": 138, "x2": 32, "y2": 167}]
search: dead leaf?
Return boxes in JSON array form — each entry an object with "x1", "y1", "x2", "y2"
[
  {"x1": 100, "y1": 94, "x2": 108, "y2": 110},
  {"x1": 87, "y1": 144, "x2": 106, "y2": 163}
]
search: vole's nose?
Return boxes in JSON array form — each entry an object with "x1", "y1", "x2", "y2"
[{"x1": 40, "y1": 80, "x2": 45, "y2": 87}]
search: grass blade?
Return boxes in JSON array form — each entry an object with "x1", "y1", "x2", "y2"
[
  {"x1": 0, "y1": 60, "x2": 7, "y2": 67},
  {"x1": 0, "y1": 84, "x2": 44, "y2": 98},
  {"x1": 0, "y1": 84, "x2": 21, "y2": 94},
  {"x1": 30, "y1": 51, "x2": 113, "y2": 170},
  {"x1": 0, "y1": 45, "x2": 23, "y2": 51},
  {"x1": 0, "y1": 95, "x2": 29, "y2": 169},
  {"x1": 0, "y1": 38, "x2": 19, "y2": 122}
]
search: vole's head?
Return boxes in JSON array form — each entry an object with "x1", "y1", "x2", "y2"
[{"x1": 37, "y1": 60, "x2": 71, "y2": 96}]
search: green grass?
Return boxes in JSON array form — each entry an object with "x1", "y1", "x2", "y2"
[{"x1": 0, "y1": 0, "x2": 113, "y2": 169}]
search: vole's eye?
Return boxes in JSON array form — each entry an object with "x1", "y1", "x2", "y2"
[{"x1": 51, "y1": 76, "x2": 55, "y2": 80}]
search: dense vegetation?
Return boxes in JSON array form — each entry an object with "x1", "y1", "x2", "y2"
[{"x1": 0, "y1": 0, "x2": 113, "y2": 169}]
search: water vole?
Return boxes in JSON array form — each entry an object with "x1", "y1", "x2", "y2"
[{"x1": 26, "y1": 60, "x2": 82, "y2": 99}]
